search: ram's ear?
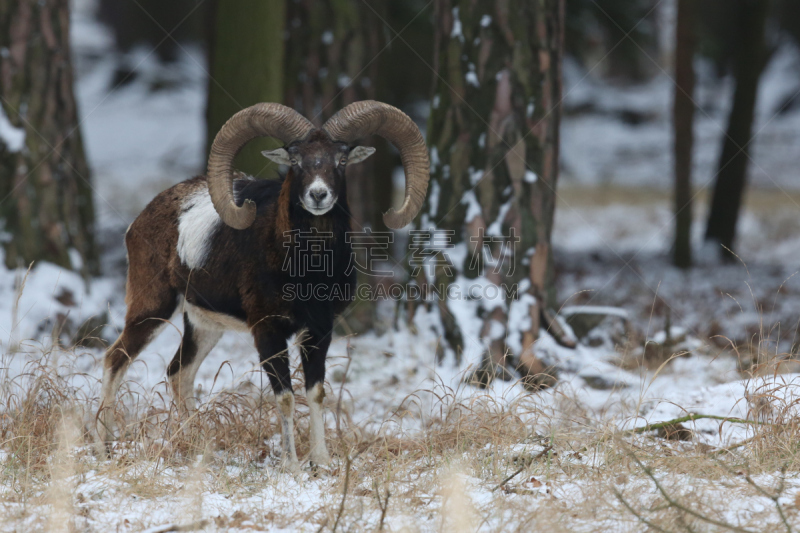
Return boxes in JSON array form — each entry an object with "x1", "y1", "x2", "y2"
[
  {"x1": 348, "y1": 146, "x2": 376, "y2": 164},
  {"x1": 261, "y1": 148, "x2": 292, "y2": 165}
]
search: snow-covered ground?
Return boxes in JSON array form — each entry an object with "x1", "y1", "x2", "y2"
[{"x1": 1, "y1": 1, "x2": 799, "y2": 531}]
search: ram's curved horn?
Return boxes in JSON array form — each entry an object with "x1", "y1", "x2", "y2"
[
  {"x1": 207, "y1": 103, "x2": 314, "y2": 229},
  {"x1": 322, "y1": 101, "x2": 430, "y2": 229}
]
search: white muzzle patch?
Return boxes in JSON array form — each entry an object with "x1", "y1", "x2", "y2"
[{"x1": 301, "y1": 177, "x2": 336, "y2": 215}]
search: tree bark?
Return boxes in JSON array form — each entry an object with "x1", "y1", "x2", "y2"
[
  {"x1": 422, "y1": 0, "x2": 566, "y2": 388},
  {"x1": 672, "y1": 0, "x2": 695, "y2": 269},
  {"x1": 205, "y1": 0, "x2": 286, "y2": 178},
  {"x1": 704, "y1": 0, "x2": 769, "y2": 259},
  {"x1": 0, "y1": 0, "x2": 97, "y2": 275}
]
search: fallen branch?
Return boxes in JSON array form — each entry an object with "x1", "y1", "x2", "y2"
[
  {"x1": 493, "y1": 445, "x2": 553, "y2": 492},
  {"x1": 145, "y1": 521, "x2": 209, "y2": 533},
  {"x1": 708, "y1": 435, "x2": 758, "y2": 456},
  {"x1": 628, "y1": 414, "x2": 771, "y2": 434}
]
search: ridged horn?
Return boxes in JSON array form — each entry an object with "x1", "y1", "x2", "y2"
[
  {"x1": 207, "y1": 103, "x2": 314, "y2": 229},
  {"x1": 322, "y1": 101, "x2": 430, "y2": 229}
]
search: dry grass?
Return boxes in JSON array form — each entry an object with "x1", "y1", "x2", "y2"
[{"x1": 0, "y1": 341, "x2": 799, "y2": 532}]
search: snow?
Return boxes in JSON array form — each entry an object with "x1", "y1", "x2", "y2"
[
  {"x1": 0, "y1": 106, "x2": 25, "y2": 152},
  {"x1": 461, "y1": 190, "x2": 482, "y2": 223},
  {"x1": 560, "y1": 305, "x2": 629, "y2": 319},
  {"x1": 486, "y1": 200, "x2": 511, "y2": 236},
  {"x1": 428, "y1": 179, "x2": 440, "y2": 217},
  {"x1": 0, "y1": 252, "x2": 795, "y2": 525},
  {"x1": 450, "y1": 7, "x2": 463, "y2": 41}
]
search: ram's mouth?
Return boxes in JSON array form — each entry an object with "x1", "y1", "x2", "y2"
[{"x1": 300, "y1": 200, "x2": 336, "y2": 215}]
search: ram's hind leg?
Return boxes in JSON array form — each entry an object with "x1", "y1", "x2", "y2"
[
  {"x1": 167, "y1": 312, "x2": 222, "y2": 414},
  {"x1": 300, "y1": 330, "x2": 332, "y2": 467},
  {"x1": 99, "y1": 283, "x2": 177, "y2": 445},
  {"x1": 100, "y1": 316, "x2": 175, "y2": 443}
]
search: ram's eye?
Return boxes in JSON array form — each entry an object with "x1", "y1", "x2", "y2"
[
  {"x1": 289, "y1": 158, "x2": 298, "y2": 165},
  {"x1": 340, "y1": 157, "x2": 347, "y2": 165}
]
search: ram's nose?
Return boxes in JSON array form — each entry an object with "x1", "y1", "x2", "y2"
[{"x1": 310, "y1": 189, "x2": 328, "y2": 205}]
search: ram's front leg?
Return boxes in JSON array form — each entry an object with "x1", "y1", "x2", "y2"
[
  {"x1": 253, "y1": 326, "x2": 299, "y2": 471},
  {"x1": 300, "y1": 330, "x2": 332, "y2": 467}
]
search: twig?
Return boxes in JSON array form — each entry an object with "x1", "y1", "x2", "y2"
[
  {"x1": 493, "y1": 445, "x2": 553, "y2": 491},
  {"x1": 330, "y1": 454, "x2": 352, "y2": 533},
  {"x1": 326, "y1": 339, "x2": 354, "y2": 533},
  {"x1": 740, "y1": 466, "x2": 793, "y2": 533},
  {"x1": 708, "y1": 435, "x2": 793, "y2": 530},
  {"x1": 613, "y1": 488, "x2": 676, "y2": 533},
  {"x1": 630, "y1": 453, "x2": 756, "y2": 533},
  {"x1": 708, "y1": 435, "x2": 759, "y2": 456},
  {"x1": 493, "y1": 466, "x2": 525, "y2": 493},
  {"x1": 374, "y1": 482, "x2": 390, "y2": 531}
]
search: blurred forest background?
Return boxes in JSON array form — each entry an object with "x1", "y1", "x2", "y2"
[{"x1": 1, "y1": 0, "x2": 800, "y2": 379}]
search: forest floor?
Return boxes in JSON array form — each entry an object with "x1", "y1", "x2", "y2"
[{"x1": 1, "y1": 186, "x2": 800, "y2": 532}]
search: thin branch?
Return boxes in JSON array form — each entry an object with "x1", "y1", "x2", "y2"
[
  {"x1": 330, "y1": 453, "x2": 353, "y2": 533},
  {"x1": 374, "y1": 482, "x2": 390, "y2": 531},
  {"x1": 630, "y1": 454, "x2": 756, "y2": 533},
  {"x1": 741, "y1": 466, "x2": 793, "y2": 533},
  {"x1": 613, "y1": 488, "x2": 676, "y2": 533},
  {"x1": 493, "y1": 445, "x2": 553, "y2": 492}
]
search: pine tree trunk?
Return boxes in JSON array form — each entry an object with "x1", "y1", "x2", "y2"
[
  {"x1": 423, "y1": 0, "x2": 566, "y2": 389},
  {"x1": 672, "y1": 0, "x2": 695, "y2": 269},
  {"x1": 205, "y1": 0, "x2": 286, "y2": 177},
  {"x1": 0, "y1": 0, "x2": 97, "y2": 275},
  {"x1": 705, "y1": 0, "x2": 769, "y2": 259}
]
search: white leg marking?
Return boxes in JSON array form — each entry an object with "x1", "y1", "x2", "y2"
[
  {"x1": 307, "y1": 382, "x2": 331, "y2": 466},
  {"x1": 185, "y1": 302, "x2": 249, "y2": 332},
  {"x1": 177, "y1": 187, "x2": 222, "y2": 269},
  {"x1": 276, "y1": 391, "x2": 299, "y2": 471}
]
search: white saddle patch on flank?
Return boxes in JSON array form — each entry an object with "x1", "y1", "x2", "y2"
[{"x1": 177, "y1": 187, "x2": 221, "y2": 269}]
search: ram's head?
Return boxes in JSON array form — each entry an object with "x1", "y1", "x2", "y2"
[
  {"x1": 206, "y1": 101, "x2": 430, "y2": 228},
  {"x1": 261, "y1": 131, "x2": 374, "y2": 216}
]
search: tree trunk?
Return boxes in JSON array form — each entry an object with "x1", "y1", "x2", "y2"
[
  {"x1": 704, "y1": 0, "x2": 769, "y2": 259},
  {"x1": 672, "y1": 0, "x2": 695, "y2": 269},
  {"x1": 422, "y1": 0, "x2": 566, "y2": 389},
  {"x1": 205, "y1": 0, "x2": 286, "y2": 178},
  {"x1": 0, "y1": 0, "x2": 97, "y2": 276}
]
